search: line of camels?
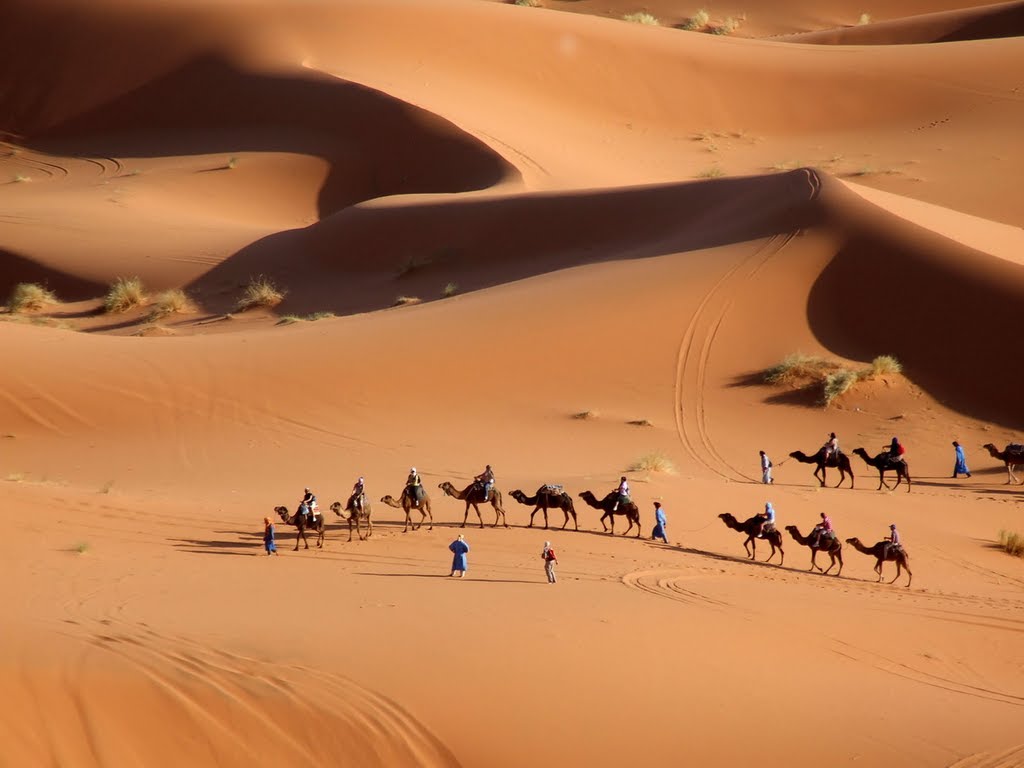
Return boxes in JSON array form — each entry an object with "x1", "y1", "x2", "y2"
[
  {"x1": 716, "y1": 512, "x2": 912, "y2": 586},
  {"x1": 786, "y1": 441, "x2": 1024, "y2": 492}
]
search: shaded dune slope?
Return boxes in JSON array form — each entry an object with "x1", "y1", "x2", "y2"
[
  {"x1": 0, "y1": 626, "x2": 460, "y2": 768},
  {"x1": 780, "y1": 0, "x2": 1024, "y2": 44}
]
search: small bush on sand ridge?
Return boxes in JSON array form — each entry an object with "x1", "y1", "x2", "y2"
[
  {"x1": 8, "y1": 283, "x2": 57, "y2": 312},
  {"x1": 823, "y1": 369, "x2": 861, "y2": 406},
  {"x1": 623, "y1": 12, "x2": 659, "y2": 25},
  {"x1": 627, "y1": 419, "x2": 654, "y2": 427},
  {"x1": 514, "y1": 0, "x2": 541, "y2": 6},
  {"x1": 571, "y1": 410, "x2": 599, "y2": 420},
  {"x1": 763, "y1": 353, "x2": 838, "y2": 385},
  {"x1": 709, "y1": 16, "x2": 741, "y2": 34},
  {"x1": 393, "y1": 296, "x2": 422, "y2": 307},
  {"x1": 441, "y1": 282, "x2": 459, "y2": 298},
  {"x1": 998, "y1": 530, "x2": 1024, "y2": 558},
  {"x1": 868, "y1": 355, "x2": 902, "y2": 377},
  {"x1": 149, "y1": 289, "x2": 196, "y2": 319},
  {"x1": 236, "y1": 276, "x2": 285, "y2": 312},
  {"x1": 858, "y1": 12, "x2": 872, "y2": 24},
  {"x1": 681, "y1": 9, "x2": 710, "y2": 30},
  {"x1": 276, "y1": 312, "x2": 334, "y2": 325},
  {"x1": 629, "y1": 452, "x2": 677, "y2": 474},
  {"x1": 696, "y1": 166, "x2": 725, "y2": 178},
  {"x1": 104, "y1": 277, "x2": 146, "y2": 313}
]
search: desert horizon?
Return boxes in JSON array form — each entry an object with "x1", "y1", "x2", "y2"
[{"x1": 2, "y1": 0, "x2": 1023, "y2": 765}]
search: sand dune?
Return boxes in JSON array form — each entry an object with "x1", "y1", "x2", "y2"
[{"x1": 1, "y1": 0, "x2": 1023, "y2": 766}]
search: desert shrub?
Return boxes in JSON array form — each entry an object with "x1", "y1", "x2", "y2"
[
  {"x1": 149, "y1": 289, "x2": 196, "y2": 319},
  {"x1": 627, "y1": 419, "x2": 654, "y2": 427},
  {"x1": 514, "y1": 0, "x2": 541, "y2": 5},
  {"x1": 998, "y1": 530, "x2": 1024, "y2": 558},
  {"x1": 682, "y1": 9, "x2": 710, "y2": 30},
  {"x1": 697, "y1": 166, "x2": 724, "y2": 178},
  {"x1": 624, "y1": 12, "x2": 659, "y2": 25},
  {"x1": 104, "y1": 277, "x2": 146, "y2": 313},
  {"x1": 393, "y1": 296, "x2": 422, "y2": 306},
  {"x1": 628, "y1": 452, "x2": 677, "y2": 474},
  {"x1": 867, "y1": 355, "x2": 902, "y2": 376},
  {"x1": 236, "y1": 276, "x2": 285, "y2": 311},
  {"x1": 441, "y1": 282, "x2": 458, "y2": 298},
  {"x1": 858, "y1": 12, "x2": 872, "y2": 24},
  {"x1": 571, "y1": 410, "x2": 598, "y2": 420},
  {"x1": 822, "y1": 369, "x2": 862, "y2": 406},
  {"x1": 709, "y1": 16, "x2": 741, "y2": 34},
  {"x1": 763, "y1": 354, "x2": 837, "y2": 385},
  {"x1": 276, "y1": 312, "x2": 334, "y2": 325},
  {"x1": 8, "y1": 283, "x2": 57, "y2": 312}
]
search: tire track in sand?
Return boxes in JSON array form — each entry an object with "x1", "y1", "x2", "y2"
[
  {"x1": 946, "y1": 744, "x2": 1024, "y2": 768},
  {"x1": 622, "y1": 569, "x2": 732, "y2": 609}
]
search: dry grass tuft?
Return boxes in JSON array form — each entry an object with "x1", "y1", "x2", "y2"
[
  {"x1": 628, "y1": 452, "x2": 677, "y2": 474},
  {"x1": 571, "y1": 410, "x2": 599, "y2": 420},
  {"x1": 441, "y1": 282, "x2": 459, "y2": 298},
  {"x1": 276, "y1": 312, "x2": 334, "y2": 325},
  {"x1": 709, "y1": 16, "x2": 742, "y2": 34},
  {"x1": 623, "y1": 11, "x2": 659, "y2": 24},
  {"x1": 236, "y1": 276, "x2": 285, "y2": 312},
  {"x1": 393, "y1": 296, "x2": 422, "y2": 306},
  {"x1": 857, "y1": 12, "x2": 872, "y2": 24},
  {"x1": 867, "y1": 355, "x2": 902, "y2": 376},
  {"x1": 513, "y1": 0, "x2": 542, "y2": 6},
  {"x1": 822, "y1": 369, "x2": 861, "y2": 407},
  {"x1": 696, "y1": 166, "x2": 725, "y2": 178},
  {"x1": 148, "y1": 289, "x2": 196, "y2": 319},
  {"x1": 104, "y1": 277, "x2": 146, "y2": 313},
  {"x1": 8, "y1": 283, "x2": 57, "y2": 312},
  {"x1": 763, "y1": 353, "x2": 838, "y2": 385},
  {"x1": 998, "y1": 530, "x2": 1024, "y2": 558},
  {"x1": 627, "y1": 419, "x2": 654, "y2": 427},
  {"x1": 681, "y1": 8, "x2": 710, "y2": 29}
]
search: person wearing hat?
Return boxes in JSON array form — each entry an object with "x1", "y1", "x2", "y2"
[
  {"x1": 406, "y1": 467, "x2": 423, "y2": 507},
  {"x1": 449, "y1": 534, "x2": 470, "y2": 577},
  {"x1": 541, "y1": 541, "x2": 558, "y2": 583},
  {"x1": 952, "y1": 441, "x2": 971, "y2": 478},
  {"x1": 474, "y1": 464, "x2": 496, "y2": 501},
  {"x1": 350, "y1": 476, "x2": 366, "y2": 514},
  {"x1": 887, "y1": 523, "x2": 902, "y2": 552},
  {"x1": 263, "y1": 517, "x2": 278, "y2": 556},
  {"x1": 613, "y1": 475, "x2": 630, "y2": 511}
]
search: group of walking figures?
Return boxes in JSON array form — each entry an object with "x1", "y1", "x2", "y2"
[{"x1": 761, "y1": 432, "x2": 1024, "y2": 492}]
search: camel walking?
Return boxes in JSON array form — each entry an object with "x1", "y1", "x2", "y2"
[
  {"x1": 788, "y1": 448, "x2": 855, "y2": 489},
  {"x1": 784, "y1": 525, "x2": 843, "y2": 575},
  {"x1": 982, "y1": 443, "x2": 1024, "y2": 484},
  {"x1": 852, "y1": 448, "x2": 911, "y2": 492},
  {"x1": 845, "y1": 537, "x2": 912, "y2": 586},
  {"x1": 717, "y1": 513, "x2": 784, "y2": 564},
  {"x1": 438, "y1": 481, "x2": 508, "y2": 529},
  {"x1": 274, "y1": 505, "x2": 325, "y2": 551},
  {"x1": 330, "y1": 499, "x2": 373, "y2": 542},
  {"x1": 510, "y1": 486, "x2": 578, "y2": 530},
  {"x1": 577, "y1": 490, "x2": 641, "y2": 537},
  {"x1": 380, "y1": 490, "x2": 433, "y2": 532}
]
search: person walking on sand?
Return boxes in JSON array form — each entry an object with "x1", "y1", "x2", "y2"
[
  {"x1": 652, "y1": 501, "x2": 668, "y2": 543},
  {"x1": 449, "y1": 534, "x2": 469, "y2": 577},
  {"x1": 952, "y1": 441, "x2": 971, "y2": 478},
  {"x1": 263, "y1": 517, "x2": 278, "y2": 556},
  {"x1": 541, "y1": 541, "x2": 558, "y2": 583},
  {"x1": 760, "y1": 450, "x2": 773, "y2": 485}
]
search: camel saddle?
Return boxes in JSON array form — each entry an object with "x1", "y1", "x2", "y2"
[
  {"x1": 541, "y1": 484, "x2": 564, "y2": 495},
  {"x1": 1007, "y1": 443, "x2": 1024, "y2": 458}
]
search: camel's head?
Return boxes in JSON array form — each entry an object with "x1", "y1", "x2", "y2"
[
  {"x1": 509, "y1": 489, "x2": 526, "y2": 501},
  {"x1": 578, "y1": 490, "x2": 594, "y2": 499},
  {"x1": 788, "y1": 451, "x2": 803, "y2": 459},
  {"x1": 982, "y1": 443, "x2": 997, "y2": 452},
  {"x1": 330, "y1": 501, "x2": 344, "y2": 516},
  {"x1": 784, "y1": 524, "x2": 798, "y2": 533},
  {"x1": 717, "y1": 513, "x2": 734, "y2": 522},
  {"x1": 273, "y1": 506, "x2": 288, "y2": 518},
  {"x1": 845, "y1": 537, "x2": 860, "y2": 545},
  {"x1": 380, "y1": 495, "x2": 396, "y2": 504}
]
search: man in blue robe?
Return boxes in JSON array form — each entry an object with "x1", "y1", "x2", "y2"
[
  {"x1": 449, "y1": 534, "x2": 469, "y2": 577},
  {"x1": 952, "y1": 441, "x2": 971, "y2": 478},
  {"x1": 652, "y1": 502, "x2": 668, "y2": 543}
]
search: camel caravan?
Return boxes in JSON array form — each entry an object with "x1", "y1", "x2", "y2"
[{"x1": 268, "y1": 435, "x2": 1021, "y2": 584}]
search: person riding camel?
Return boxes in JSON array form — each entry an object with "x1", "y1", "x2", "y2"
[
  {"x1": 810, "y1": 512, "x2": 833, "y2": 547},
  {"x1": 301, "y1": 487, "x2": 318, "y2": 520},
  {"x1": 406, "y1": 467, "x2": 423, "y2": 507},
  {"x1": 612, "y1": 476, "x2": 630, "y2": 511},
  {"x1": 350, "y1": 477, "x2": 366, "y2": 513},
  {"x1": 823, "y1": 432, "x2": 839, "y2": 463},
  {"x1": 886, "y1": 523, "x2": 902, "y2": 554},
  {"x1": 474, "y1": 465, "x2": 495, "y2": 500},
  {"x1": 758, "y1": 502, "x2": 776, "y2": 538},
  {"x1": 885, "y1": 437, "x2": 906, "y2": 465}
]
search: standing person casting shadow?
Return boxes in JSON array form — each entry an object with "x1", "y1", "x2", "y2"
[{"x1": 449, "y1": 534, "x2": 469, "y2": 578}]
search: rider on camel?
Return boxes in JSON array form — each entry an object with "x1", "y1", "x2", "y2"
[
  {"x1": 886, "y1": 523, "x2": 902, "y2": 553},
  {"x1": 406, "y1": 467, "x2": 423, "y2": 507},
  {"x1": 758, "y1": 501, "x2": 776, "y2": 537},
  {"x1": 810, "y1": 512, "x2": 833, "y2": 547},
  {"x1": 301, "y1": 487, "x2": 318, "y2": 520},
  {"x1": 885, "y1": 437, "x2": 906, "y2": 464},
  {"x1": 351, "y1": 477, "x2": 366, "y2": 513},
  {"x1": 475, "y1": 465, "x2": 495, "y2": 500},
  {"x1": 823, "y1": 432, "x2": 839, "y2": 463},
  {"x1": 612, "y1": 476, "x2": 630, "y2": 511}
]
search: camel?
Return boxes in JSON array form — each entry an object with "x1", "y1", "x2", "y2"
[
  {"x1": 380, "y1": 489, "x2": 433, "y2": 532},
  {"x1": 438, "y1": 481, "x2": 508, "y2": 529},
  {"x1": 845, "y1": 537, "x2": 912, "y2": 586},
  {"x1": 788, "y1": 448, "x2": 855, "y2": 489},
  {"x1": 274, "y1": 505, "x2": 325, "y2": 551},
  {"x1": 982, "y1": 443, "x2": 1024, "y2": 484},
  {"x1": 330, "y1": 498, "x2": 373, "y2": 542},
  {"x1": 509, "y1": 486, "x2": 578, "y2": 530},
  {"x1": 852, "y1": 448, "x2": 911, "y2": 493},
  {"x1": 578, "y1": 490, "x2": 641, "y2": 537},
  {"x1": 784, "y1": 525, "x2": 843, "y2": 575},
  {"x1": 717, "y1": 513, "x2": 784, "y2": 564}
]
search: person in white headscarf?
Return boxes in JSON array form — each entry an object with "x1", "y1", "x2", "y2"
[
  {"x1": 759, "y1": 502, "x2": 776, "y2": 537},
  {"x1": 541, "y1": 541, "x2": 558, "y2": 583}
]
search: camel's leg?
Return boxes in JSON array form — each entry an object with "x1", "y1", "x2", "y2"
[
  {"x1": 293, "y1": 526, "x2": 301, "y2": 551},
  {"x1": 571, "y1": 510, "x2": 578, "y2": 531},
  {"x1": 765, "y1": 543, "x2": 777, "y2": 563},
  {"x1": 902, "y1": 560, "x2": 912, "y2": 587},
  {"x1": 543, "y1": 507, "x2": 549, "y2": 530},
  {"x1": 461, "y1": 504, "x2": 470, "y2": 529},
  {"x1": 561, "y1": 509, "x2": 569, "y2": 530},
  {"x1": 835, "y1": 552, "x2": 843, "y2": 577},
  {"x1": 498, "y1": 502, "x2": 508, "y2": 529},
  {"x1": 425, "y1": 506, "x2": 433, "y2": 531},
  {"x1": 743, "y1": 536, "x2": 754, "y2": 560},
  {"x1": 473, "y1": 503, "x2": 484, "y2": 529},
  {"x1": 366, "y1": 516, "x2": 373, "y2": 539},
  {"x1": 816, "y1": 466, "x2": 826, "y2": 487},
  {"x1": 822, "y1": 552, "x2": 835, "y2": 575},
  {"x1": 875, "y1": 560, "x2": 884, "y2": 582},
  {"x1": 607, "y1": 514, "x2": 615, "y2": 535},
  {"x1": 529, "y1": 508, "x2": 538, "y2": 528},
  {"x1": 810, "y1": 549, "x2": 822, "y2": 572},
  {"x1": 318, "y1": 524, "x2": 324, "y2": 548}
]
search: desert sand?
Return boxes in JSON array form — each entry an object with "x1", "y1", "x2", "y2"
[{"x1": 1, "y1": 0, "x2": 1023, "y2": 766}]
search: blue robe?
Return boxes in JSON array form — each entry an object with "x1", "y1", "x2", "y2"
[
  {"x1": 954, "y1": 445, "x2": 970, "y2": 474},
  {"x1": 653, "y1": 508, "x2": 668, "y2": 542},
  {"x1": 449, "y1": 540, "x2": 469, "y2": 571},
  {"x1": 264, "y1": 524, "x2": 277, "y2": 553}
]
